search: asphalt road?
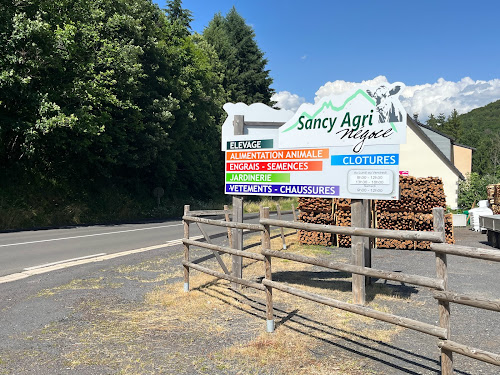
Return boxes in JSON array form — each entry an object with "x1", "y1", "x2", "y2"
[{"x1": 0, "y1": 212, "x2": 286, "y2": 279}]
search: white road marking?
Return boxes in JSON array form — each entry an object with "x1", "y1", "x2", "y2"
[
  {"x1": 0, "y1": 235, "x2": 203, "y2": 284},
  {"x1": 0, "y1": 223, "x2": 183, "y2": 248},
  {"x1": 23, "y1": 253, "x2": 107, "y2": 271}
]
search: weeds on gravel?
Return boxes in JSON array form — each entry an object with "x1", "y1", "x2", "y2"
[
  {"x1": 143, "y1": 231, "x2": 406, "y2": 374},
  {"x1": 36, "y1": 277, "x2": 122, "y2": 297},
  {"x1": 243, "y1": 197, "x2": 298, "y2": 213}
]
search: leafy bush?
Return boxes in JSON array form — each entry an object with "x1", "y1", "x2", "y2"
[{"x1": 458, "y1": 172, "x2": 498, "y2": 209}]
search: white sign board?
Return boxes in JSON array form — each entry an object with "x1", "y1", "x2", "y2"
[
  {"x1": 279, "y1": 83, "x2": 406, "y2": 152},
  {"x1": 225, "y1": 144, "x2": 400, "y2": 200},
  {"x1": 221, "y1": 103, "x2": 293, "y2": 151},
  {"x1": 222, "y1": 82, "x2": 407, "y2": 200}
]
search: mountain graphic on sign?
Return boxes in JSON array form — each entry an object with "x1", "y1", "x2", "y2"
[{"x1": 281, "y1": 89, "x2": 398, "y2": 133}]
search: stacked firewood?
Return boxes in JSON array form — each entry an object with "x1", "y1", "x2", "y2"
[
  {"x1": 445, "y1": 214, "x2": 455, "y2": 244},
  {"x1": 414, "y1": 213, "x2": 455, "y2": 249},
  {"x1": 297, "y1": 198, "x2": 334, "y2": 246},
  {"x1": 376, "y1": 176, "x2": 417, "y2": 249},
  {"x1": 377, "y1": 176, "x2": 415, "y2": 212},
  {"x1": 413, "y1": 177, "x2": 446, "y2": 212},
  {"x1": 298, "y1": 197, "x2": 333, "y2": 212},
  {"x1": 377, "y1": 176, "x2": 453, "y2": 249},
  {"x1": 376, "y1": 211, "x2": 414, "y2": 249},
  {"x1": 335, "y1": 202, "x2": 351, "y2": 247},
  {"x1": 298, "y1": 176, "x2": 454, "y2": 249},
  {"x1": 487, "y1": 184, "x2": 500, "y2": 214},
  {"x1": 376, "y1": 176, "x2": 452, "y2": 249}
]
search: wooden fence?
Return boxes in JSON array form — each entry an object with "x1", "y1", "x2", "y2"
[{"x1": 182, "y1": 205, "x2": 500, "y2": 374}]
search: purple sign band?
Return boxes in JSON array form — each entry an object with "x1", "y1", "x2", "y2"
[{"x1": 225, "y1": 184, "x2": 339, "y2": 196}]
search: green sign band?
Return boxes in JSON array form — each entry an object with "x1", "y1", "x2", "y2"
[
  {"x1": 227, "y1": 139, "x2": 274, "y2": 150},
  {"x1": 226, "y1": 173, "x2": 290, "y2": 183}
]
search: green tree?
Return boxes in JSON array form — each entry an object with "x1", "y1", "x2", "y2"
[
  {"x1": 442, "y1": 109, "x2": 462, "y2": 140},
  {"x1": 0, "y1": 0, "x2": 228, "y2": 227},
  {"x1": 436, "y1": 113, "x2": 447, "y2": 130},
  {"x1": 426, "y1": 113, "x2": 438, "y2": 128},
  {"x1": 458, "y1": 172, "x2": 498, "y2": 209},
  {"x1": 165, "y1": 0, "x2": 192, "y2": 37},
  {"x1": 203, "y1": 7, "x2": 274, "y2": 105},
  {"x1": 472, "y1": 130, "x2": 500, "y2": 177}
]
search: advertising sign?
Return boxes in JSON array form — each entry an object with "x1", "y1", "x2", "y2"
[
  {"x1": 225, "y1": 143, "x2": 400, "y2": 200},
  {"x1": 221, "y1": 102, "x2": 294, "y2": 151},
  {"x1": 222, "y1": 82, "x2": 407, "y2": 200},
  {"x1": 279, "y1": 82, "x2": 406, "y2": 152}
]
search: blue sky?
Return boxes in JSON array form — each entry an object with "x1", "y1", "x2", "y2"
[{"x1": 156, "y1": 0, "x2": 500, "y2": 120}]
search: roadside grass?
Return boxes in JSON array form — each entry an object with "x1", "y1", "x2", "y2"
[
  {"x1": 114, "y1": 255, "x2": 184, "y2": 283},
  {"x1": 36, "y1": 277, "x2": 123, "y2": 297},
  {"x1": 18, "y1": 231, "x2": 412, "y2": 374},
  {"x1": 242, "y1": 197, "x2": 298, "y2": 213}
]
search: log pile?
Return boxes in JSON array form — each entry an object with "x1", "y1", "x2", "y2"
[
  {"x1": 377, "y1": 176, "x2": 415, "y2": 212},
  {"x1": 376, "y1": 176, "x2": 452, "y2": 249},
  {"x1": 413, "y1": 177, "x2": 447, "y2": 212},
  {"x1": 297, "y1": 197, "x2": 333, "y2": 213},
  {"x1": 298, "y1": 176, "x2": 454, "y2": 249},
  {"x1": 487, "y1": 184, "x2": 500, "y2": 214},
  {"x1": 414, "y1": 213, "x2": 455, "y2": 249},
  {"x1": 376, "y1": 211, "x2": 414, "y2": 249},
  {"x1": 335, "y1": 203, "x2": 351, "y2": 248},
  {"x1": 413, "y1": 213, "x2": 433, "y2": 250},
  {"x1": 297, "y1": 198, "x2": 334, "y2": 246}
]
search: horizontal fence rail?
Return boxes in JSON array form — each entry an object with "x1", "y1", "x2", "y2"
[
  {"x1": 183, "y1": 215, "x2": 264, "y2": 231},
  {"x1": 186, "y1": 209, "x2": 295, "y2": 218},
  {"x1": 433, "y1": 291, "x2": 500, "y2": 312},
  {"x1": 186, "y1": 209, "x2": 230, "y2": 217},
  {"x1": 260, "y1": 218, "x2": 445, "y2": 243},
  {"x1": 262, "y1": 248, "x2": 445, "y2": 290},
  {"x1": 431, "y1": 243, "x2": 500, "y2": 262},
  {"x1": 262, "y1": 279, "x2": 447, "y2": 339},
  {"x1": 438, "y1": 340, "x2": 500, "y2": 367},
  {"x1": 183, "y1": 261, "x2": 265, "y2": 291},
  {"x1": 183, "y1": 238, "x2": 265, "y2": 261}
]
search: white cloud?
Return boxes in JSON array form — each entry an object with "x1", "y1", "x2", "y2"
[
  {"x1": 314, "y1": 76, "x2": 389, "y2": 102},
  {"x1": 314, "y1": 75, "x2": 500, "y2": 121},
  {"x1": 271, "y1": 91, "x2": 307, "y2": 112}
]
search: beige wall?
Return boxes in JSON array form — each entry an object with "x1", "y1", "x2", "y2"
[
  {"x1": 400, "y1": 125, "x2": 460, "y2": 208},
  {"x1": 453, "y1": 145, "x2": 473, "y2": 177}
]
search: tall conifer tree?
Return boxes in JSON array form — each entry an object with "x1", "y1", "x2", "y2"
[{"x1": 203, "y1": 7, "x2": 274, "y2": 105}]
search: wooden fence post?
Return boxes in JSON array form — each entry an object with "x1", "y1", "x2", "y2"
[
  {"x1": 276, "y1": 203, "x2": 287, "y2": 249},
  {"x1": 351, "y1": 199, "x2": 369, "y2": 305},
  {"x1": 183, "y1": 204, "x2": 190, "y2": 292},
  {"x1": 365, "y1": 200, "x2": 372, "y2": 285},
  {"x1": 232, "y1": 196, "x2": 244, "y2": 289},
  {"x1": 232, "y1": 115, "x2": 245, "y2": 289},
  {"x1": 261, "y1": 206, "x2": 274, "y2": 333},
  {"x1": 433, "y1": 207, "x2": 453, "y2": 374},
  {"x1": 224, "y1": 204, "x2": 232, "y2": 246},
  {"x1": 291, "y1": 203, "x2": 298, "y2": 234}
]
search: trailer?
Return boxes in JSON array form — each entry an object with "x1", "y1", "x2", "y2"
[{"x1": 479, "y1": 215, "x2": 500, "y2": 248}]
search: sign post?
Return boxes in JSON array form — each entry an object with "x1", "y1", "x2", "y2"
[
  {"x1": 351, "y1": 199, "x2": 372, "y2": 304},
  {"x1": 231, "y1": 115, "x2": 244, "y2": 289}
]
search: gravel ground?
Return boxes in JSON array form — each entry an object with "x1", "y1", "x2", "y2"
[
  {"x1": 0, "y1": 227, "x2": 499, "y2": 374},
  {"x1": 327, "y1": 227, "x2": 500, "y2": 375}
]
